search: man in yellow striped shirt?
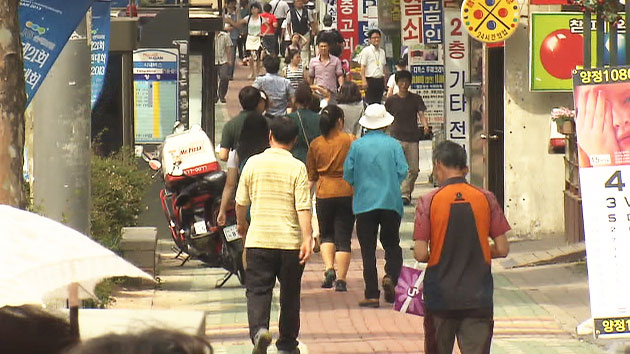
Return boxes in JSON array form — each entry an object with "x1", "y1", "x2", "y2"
[{"x1": 235, "y1": 116, "x2": 313, "y2": 354}]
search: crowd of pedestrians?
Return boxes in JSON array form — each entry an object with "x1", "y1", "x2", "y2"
[{"x1": 215, "y1": 7, "x2": 512, "y2": 354}]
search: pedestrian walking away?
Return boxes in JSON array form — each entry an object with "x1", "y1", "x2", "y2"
[
  {"x1": 337, "y1": 81, "x2": 365, "y2": 137},
  {"x1": 269, "y1": 0, "x2": 290, "y2": 55},
  {"x1": 306, "y1": 105, "x2": 355, "y2": 292},
  {"x1": 218, "y1": 86, "x2": 265, "y2": 161},
  {"x1": 343, "y1": 103, "x2": 408, "y2": 308},
  {"x1": 385, "y1": 69, "x2": 429, "y2": 205},
  {"x1": 360, "y1": 29, "x2": 388, "y2": 105},
  {"x1": 414, "y1": 141, "x2": 510, "y2": 354},
  {"x1": 288, "y1": 82, "x2": 321, "y2": 163},
  {"x1": 253, "y1": 56, "x2": 295, "y2": 117},
  {"x1": 215, "y1": 24, "x2": 234, "y2": 103},
  {"x1": 235, "y1": 116, "x2": 313, "y2": 354}
]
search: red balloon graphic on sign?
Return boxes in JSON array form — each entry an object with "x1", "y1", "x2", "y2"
[{"x1": 540, "y1": 29, "x2": 584, "y2": 79}]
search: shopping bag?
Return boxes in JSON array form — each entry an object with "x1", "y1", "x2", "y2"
[{"x1": 393, "y1": 263, "x2": 425, "y2": 316}]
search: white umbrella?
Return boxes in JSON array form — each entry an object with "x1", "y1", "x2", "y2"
[{"x1": 0, "y1": 205, "x2": 154, "y2": 337}]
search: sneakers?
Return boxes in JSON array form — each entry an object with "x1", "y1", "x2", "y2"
[
  {"x1": 220, "y1": 97, "x2": 227, "y2": 103},
  {"x1": 402, "y1": 196, "x2": 411, "y2": 206},
  {"x1": 334, "y1": 279, "x2": 347, "y2": 292},
  {"x1": 321, "y1": 268, "x2": 336, "y2": 288},
  {"x1": 312, "y1": 237, "x2": 320, "y2": 253},
  {"x1": 252, "y1": 328, "x2": 272, "y2": 354},
  {"x1": 382, "y1": 275, "x2": 396, "y2": 304},
  {"x1": 358, "y1": 298, "x2": 380, "y2": 308},
  {"x1": 277, "y1": 349, "x2": 300, "y2": 354}
]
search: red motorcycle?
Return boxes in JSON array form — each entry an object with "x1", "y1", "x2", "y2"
[{"x1": 144, "y1": 125, "x2": 245, "y2": 287}]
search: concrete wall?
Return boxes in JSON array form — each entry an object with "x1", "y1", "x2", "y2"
[{"x1": 503, "y1": 3, "x2": 574, "y2": 238}]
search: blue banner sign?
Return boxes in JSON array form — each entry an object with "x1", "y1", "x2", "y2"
[
  {"x1": 422, "y1": 0, "x2": 443, "y2": 44},
  {"x1": 19, "y1": 0, "x2": 93, "y2": 106},
  {"x1": 91, "y1": 1, "x2": 111, "y2": 108}
]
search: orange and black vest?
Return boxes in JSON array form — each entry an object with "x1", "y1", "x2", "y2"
[{"x1": 423, "y1": 177, "x2": 494, "y2": 313}]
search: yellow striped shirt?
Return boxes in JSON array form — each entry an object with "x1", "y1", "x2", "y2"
[{"x1": 235, "y1": 148, "x2": 311, "y2": 250}]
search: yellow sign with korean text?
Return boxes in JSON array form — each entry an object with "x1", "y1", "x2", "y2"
[{"x1": 461, "y1": 0, "x2": 519, "y2": 43}]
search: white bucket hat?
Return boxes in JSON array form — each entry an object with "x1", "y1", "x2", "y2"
[{"x1": 359, "y1": 103, "x2": 394, "y2": 130}]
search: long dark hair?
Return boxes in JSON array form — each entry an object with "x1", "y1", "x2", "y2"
[
  {"x1": 236, "y1": 111, "x2": 270, "y2": 164},
  {"x1": 337, "y1": 81, "x2": 362, "y2": 104},
  {"x1": 319, "y1": 104, "x2": 344, "y2": 136}
]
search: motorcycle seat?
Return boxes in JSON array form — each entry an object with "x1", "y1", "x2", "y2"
[{"x1": 175, "y1": 170, "x2": 227, "y2": 207}]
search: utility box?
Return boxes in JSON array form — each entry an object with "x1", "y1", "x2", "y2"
[{"x1": 120, "y1": 227, "x2": 158, "y2": 277}]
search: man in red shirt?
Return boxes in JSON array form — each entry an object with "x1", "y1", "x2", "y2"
[{"x1": 261, "y1": 3, "x2": 278, "y2": 56}]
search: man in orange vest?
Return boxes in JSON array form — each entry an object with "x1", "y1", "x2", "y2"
[{"x1": 413, "y1": 141, "x2": 510, "y2": 354}]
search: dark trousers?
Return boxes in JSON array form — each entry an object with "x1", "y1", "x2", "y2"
[
  {"x1": 365, "y1": 77, "x2": 385, "y2": 104},
  {"x1": 216, "y1": 63, "x2": 229, "y2": 100},
  {"x1": 355, "y1": 209, "x2": 402, "y2": 299},
  {"x1": 246, "y1": 247, "x2": 304, "y2": 351},
  {"x1": 237, "y1": 34, "x2": 247, "y2": 59},
  {"x1": 424, "y1": 311, "x2": 493, "y2": 354},
  {"x1": 316, "y1": 196, "x2": 354, "y2": 252}
]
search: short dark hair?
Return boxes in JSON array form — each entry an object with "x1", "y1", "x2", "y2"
[
  {"x1": 433, "y1": 141, "x2": 467, "y2": 170},
  {"x1": 319, "y1": 104, "x2": 344, "y2": 136},
  {"x1": 262, "y1": 55, "x2": 280, "y2": 74},
  {"x1": 294, "y1": 82, "x2": 313, "y2": 107},
  {"x1": 396, "y1": 56, "x2": 408, "y2": 68},
  {"x1": 263, "y1": 3, "x2": 272, "y2": 12},
  {"x1": 226, "y1": 0, "x2": 236, "y2": 4},
  {"x1": 285, "y1": 49, "x2": 300, "y2": 65},
  {"x1": 323, "y1": 14, "x2": 333, "y2": 26},
  {"x1": 270, "y1": 116, "x2": 298, "y2": 145},
  {"x1": 239, "y1": 86, "x2": 261, "y2": 111},
  {"x1": 367, "y1": 28, "x2": 381, "y2": 38},
  {"x1": 250, "y1": 2, "x2": 261, "y2": 11},
  {"x1": 337, "y1": 81, "x2": 362, "y2": 104},
  {"x1": 395, "y1": 70, "x2": 412, "y2": 83},
  {"x1": 316, "y1": 37, "x2": 330, "y2": 45}
]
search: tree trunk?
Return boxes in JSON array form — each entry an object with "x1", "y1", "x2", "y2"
[{"x1": 0, "y1": 0, "x2": 26, "y2": 207}]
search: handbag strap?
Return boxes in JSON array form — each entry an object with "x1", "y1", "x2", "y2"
[{"x1": 296, "y1": 110, "x2": 310, "y2": 147}]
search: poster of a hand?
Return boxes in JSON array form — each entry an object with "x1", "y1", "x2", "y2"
[{"x1": 574, "y1": 72, "x2": 630, "y2": 167}]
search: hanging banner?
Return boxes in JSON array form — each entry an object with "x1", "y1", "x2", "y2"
[
  {"x1": 408, "y1": 43, "x2": 445, "y2": 124},
  {"x1": 401, "y1": 0, "x2": 444, "y2": 47},
  {"x1": 337, "y1": 0, "x2": 359, "y2": 61},
  {"x1": 91, "y1": 1, "x2": 111, "y2": 108},
  {"x1": 573, "y1": 66, "x2": 630, "y2": 339},
  {"x1": 133, "y1": 49, "x2": 179, "y2": 144},
  {"x1": 19, "y1": 0, "x2": 93, "y2": 106},
  {"x1": 444, "y1": 8, "x2": 470, "y2": 165},
  {"x1": 461, "y1": 0, "x2": 519, "y2": 43}
]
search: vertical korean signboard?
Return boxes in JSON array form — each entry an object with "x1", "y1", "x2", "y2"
[
  {"x1": 337, "y1": 0, "x2": 358, "y2": 61},
  {"x1": 133, "y1": 49, "x2": 179, "y2": 143},
  {"x1": 402, "y1": 0, "x2": 444, "y2": 124},
  {"x1": 573, "y1": 66, "x2": 630, "y2": 338},
  {"x1": 91, "y1": 0, "x2": 111, "y2": 108},
  {"x1": 444, "y1": 7, "x2": 470, "y2": 164}
]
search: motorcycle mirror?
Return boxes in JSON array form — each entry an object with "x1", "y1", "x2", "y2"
[{"x1": 149, "y1": 159, "x2": 162, "y2": 171}]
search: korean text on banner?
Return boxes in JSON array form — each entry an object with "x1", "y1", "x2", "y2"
[
  {"x1": 409, "y1": 47, "x2": 445, "y2": 124},
  {"x1": 19, "y1": 0, "x2": 93, "y2": 106},
  {"x1": 444, "y1": 8, "x2": 470, "y2": 166},
  {"x1": 337, "y1": 0, "x2": 358, "y2": 61},
  {"x1": 401, "y1": 0, "x2": 444, "y2": 47},
  {"x1": 91, "y1": 1, "x2": 111, "y2": 108},
  {"x1": 573, "y1": 66, "x2": 630, "y2": 339},
  {"x1": 133, "y1": 49, "x2": 179, "y2": 144}
]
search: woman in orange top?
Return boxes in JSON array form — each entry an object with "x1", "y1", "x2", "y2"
[{"x1": 306, "y1": 105, "x2": 355, "y2": 291}]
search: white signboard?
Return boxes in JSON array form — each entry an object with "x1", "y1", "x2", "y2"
[
  {"x1": 573, "y1": 66, "x2": 630, "y2": 339},
  {"x1": 444, "y1": 8, "x2": 470, "y2": 166}
]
